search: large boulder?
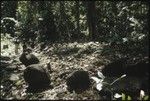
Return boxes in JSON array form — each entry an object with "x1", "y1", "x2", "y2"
[
  {"x1": 23, "y1": 63, "x2": 51, "y2": 91},
  {"x1": 125, "y1": 58, "x2": 149, "y2": 77},
  {"x1": 102, "y1": 58, "x2": 127, "y2": 77},
  {"x1": 101, "y1": 57, "x2": 149, "y2": 77},
  {"x1": 66, "y1": 70, "x2": 91, "y2": 93}
]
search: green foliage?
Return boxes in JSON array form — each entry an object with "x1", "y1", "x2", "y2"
[
  {"x1": 143, "y1": 96, "x2": 149, "y2": 100},
  {"x1": 1, "y1": 1, "x2": 17, "y2": 36},
  {"x1": 96, "y1": 1, "x2": 148, "y2": 43},
  {"x1": 91, "y1": 71, "x2": 149, "y2": 100},
  {"x1": 127, "y1": 95, "x2": 132, "y2": 100},
  {"x1": 1, "y1": 1, "x2": 149, "y2": 52},
  {"x1": 91, "y1": 71, "x2": 127, "y2": 100},
  {"x1": 121, "y1": 93, "x2": 132, "y2": 100},
  {"x1": 122, "y1": 93, "x2": 126, "y2": 100}
]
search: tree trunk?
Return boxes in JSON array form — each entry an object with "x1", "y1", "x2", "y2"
[
  {"x1": 75, "y1": 1, "x2": 81, "y2": 39},
  {"x1": 37, "y1": 1, "x2": 57, "y2": 42},
  {"x1": 59, "y1": 1, "x2": 67, "y2": 41},
  {"x1": 86, "y1": 1, "x2": 97, "y2": 41},
  {"x1": 44, "y1": 2, "x2": 57, "y2": 42}
]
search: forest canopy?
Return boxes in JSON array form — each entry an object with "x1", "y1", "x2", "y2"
[{"x1": 1, "y1": 1, "x2": 149, "y2": 42}]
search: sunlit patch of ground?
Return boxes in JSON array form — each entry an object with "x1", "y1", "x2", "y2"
[{"x1": 1, "y1": 34, "x2": 23, "y2": 57}]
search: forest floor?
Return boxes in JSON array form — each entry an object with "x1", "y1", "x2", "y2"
[{"x1": 1, "y1": 35, "x2": 149, "y2": 100}]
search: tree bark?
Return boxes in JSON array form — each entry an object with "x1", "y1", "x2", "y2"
[
  {"x1": 75, "y1": 1, "x2": 81, "y2": 39},
  {"x1": 86, "y1": 1, "x2": 97, "y2": 41}
]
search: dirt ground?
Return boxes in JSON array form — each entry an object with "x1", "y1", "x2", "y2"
[{"x1": 1, "y1": 37, "x2": 149, "y2": 100}]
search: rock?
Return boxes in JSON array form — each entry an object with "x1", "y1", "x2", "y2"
[
  {"x1": 19, "y1": 44, "x2": 39, "y2": 66},
  {"x1": 23, "y1": 63, "x2": 51, "y2": 90},
  {"x1": 125, "y1": 59, "x2": 149, "y2": 77},
  {"x1": 102, "y1": 58, "x2": 127, "y2": 77},
  {"x1": 19, "y1": 52, "x2": 39, "y2": 67},
  {"x1": 66, "y1": 70, "x2": 91, "y2": 93}
]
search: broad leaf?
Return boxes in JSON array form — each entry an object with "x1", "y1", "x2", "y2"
[
  {"x1": 97, "y1": 71, "x2": 105, "y2": 79},
  {"x1": 96, "y1": 83, "x2": 103, "y2": 91},
  {"x1": 91, "y1": 77, "x2": 101, "y2": 84},
  {"x1": 114, "y1": 93, "x2": 122, "y2": 99}
]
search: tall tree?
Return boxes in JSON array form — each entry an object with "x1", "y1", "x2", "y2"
[
  {"x1": 86, "y1": 1, "x2": 97, "y2": 41},
  {"x1": 43, "y1": 2, "x2": 57, "y2": 42},
  {"x1": 59, "y1": 1, "x2": 68, "y2": 41},
  {"x1": 21, "y1": 1, "x2": 35, "y2": 42},
  {"x1": 75, "y1": 1, "x2": 80, "y2": 39}
]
